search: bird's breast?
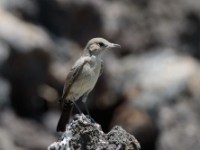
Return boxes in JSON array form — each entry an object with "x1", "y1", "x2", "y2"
[
  {"x1": 67, "y1": 58, "x2": 101, "y2": 100},
  {"x1": 81, "y1": 59, "x2": 101, "y2": 82},
  {"x1": 78, "y1": 58, "x2": 101, "y2": 87}
]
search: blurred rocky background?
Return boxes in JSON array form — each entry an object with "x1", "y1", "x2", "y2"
[{"x1": 1, "y1": 0, "x2": 200, "y2": 150}]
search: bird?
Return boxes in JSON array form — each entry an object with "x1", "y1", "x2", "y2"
[{"x1": 56, "y1": 37, "x2": 121, "y2": 132}]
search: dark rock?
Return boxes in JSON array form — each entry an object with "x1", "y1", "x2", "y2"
[
  {"x1": 2, "y1": 49, "x2": 51, "y2": 120},
  {"x1": 36, "y1": 0, "x2": 103, "y2": 46},
  {"x1": 48, "y1": 114, "x2": 140, "y2": 150},
  {"x1": 0, "y1": 77, "x2": 10, "y2": 108},
  {"x1": 179, "y1": 12, "x2": 200, "y2": 60},
  {"x1": 111, "y1": 105, "x2": 157, "y2": 150}
]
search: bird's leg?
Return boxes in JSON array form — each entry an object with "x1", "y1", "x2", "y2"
[
  {"x1": 72, "y1": 101, "x2": 82, "y2": 114},
  {"x1": 82, "y1": 95, "x2": 95, "y2": 123},
  {"x1": 82, "y1": 95, "x2": 90, "y2": 115}
]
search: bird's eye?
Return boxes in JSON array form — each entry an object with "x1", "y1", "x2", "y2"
[{"x1": 98, "y1": 42, "x2": 104, "y2": 47}]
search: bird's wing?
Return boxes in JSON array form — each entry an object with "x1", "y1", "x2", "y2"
[
  {"x1": 99, "y1": 60, "x2": 104, "y2": 76},
  {"x1": 60, "y1": 59, "x2": 88, "y2": 101}
]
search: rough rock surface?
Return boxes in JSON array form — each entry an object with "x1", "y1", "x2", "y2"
[{"x1": 48, "y1": 114, "x2": 141, "y2": 150}]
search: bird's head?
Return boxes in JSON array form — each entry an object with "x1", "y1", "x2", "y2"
[{"x1": 84, "y1": 38, "x2": 121, "y2": 57}]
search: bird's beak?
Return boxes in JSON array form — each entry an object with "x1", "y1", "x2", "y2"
[{"x1": 108, "y1": 43, "x2": 121, "y2": 49}]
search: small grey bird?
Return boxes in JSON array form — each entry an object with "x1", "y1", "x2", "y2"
[{"x1": 57, "y1": 37, "x2": 120, "y2": 132}]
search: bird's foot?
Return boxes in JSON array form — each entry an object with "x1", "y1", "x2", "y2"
[{"x1": 85, "y1": 114, "x2": 96, "y2": 123}]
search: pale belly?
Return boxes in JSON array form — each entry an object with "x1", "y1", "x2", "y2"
[{"x1": 67, "y1": 62, "x2": 101, "y2": 101}]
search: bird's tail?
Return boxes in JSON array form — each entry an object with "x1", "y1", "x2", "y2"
[{"x1": 56, "y1": 101, "x2": 73, "y2": 132}]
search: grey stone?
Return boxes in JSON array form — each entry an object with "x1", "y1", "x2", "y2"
[
  {"x1": 48, "y1": 114, "x2": 140, "y2": 150},
  {"x1": 120, "y1": 49, "x2": 199, "y2": 112},
  {"x1": 157, "y1": 100, "x2": 200, "y2": 150}
]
